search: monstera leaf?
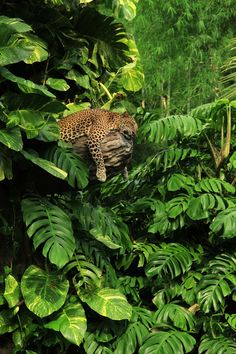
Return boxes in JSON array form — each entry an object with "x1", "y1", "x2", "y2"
[
  {"x1": 154, "y1": 303, "x2": 196, "y2": 331},
  {"x1": 45, "y1": 144, "x2": 89, "y2": 189},
  {"x1": 199, "y1": 335, "x2": 236, "y2": 354},
  {"x1": 146, "y1": 243, "x2": 195, "y2": 280},
  {"x1": 21, "y1": 196, "x2": 75, "y2": 268},
  {"x1": 114, "y1": 322, "x2": 149, "y2": 354},
  {"x1": 197, "y1": 254, "x2": 236, "y2": 313},
  {"x1": 210, "y1": 207, "x2": 236, "y2": 240},
  {"x1": 21, "y1": 150, "x2": 67, "y2": 180},
  {"x1": 21, "y1": 265, "x2": 69, "y2": 318},
  {"x1": 140, "y1": 114, "x2": 202, "y2": 145},
  {"x1": 139, "y1": 330, "x2": 196, "y2": 354}
]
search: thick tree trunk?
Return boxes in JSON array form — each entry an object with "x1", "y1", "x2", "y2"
[{"x1": 72, "y1": 130, "x2": 134, "y2": 180}]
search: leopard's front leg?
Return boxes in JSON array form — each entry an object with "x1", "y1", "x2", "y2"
[{"x1": 87, "y1": 129, "x2": 107, "y2": 182}]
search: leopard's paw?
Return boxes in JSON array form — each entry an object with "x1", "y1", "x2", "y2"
[{"x1": 96, "y1": 169, "x2": 107, "y2": 182}]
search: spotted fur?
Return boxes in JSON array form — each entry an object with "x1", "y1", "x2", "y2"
[{"x1": 59, "y1": 108, "x2": 138, "y2": 182}]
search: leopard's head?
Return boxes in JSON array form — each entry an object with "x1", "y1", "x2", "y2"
[{"x1": 119, "y1": 112, "x2": 138, "y2": 139}]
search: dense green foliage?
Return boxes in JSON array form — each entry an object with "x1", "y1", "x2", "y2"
[
  {"x1": 0, "y1": 1, "x2": 236, "y2": 353},
  {"x1": 131, "y1": 0, "x2": 236, "y2": 111}
]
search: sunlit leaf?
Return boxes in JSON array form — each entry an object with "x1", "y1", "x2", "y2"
[
  {"x1": 80, "y1": 288, "x2": 132, "y2": 321},
  {"x1": 45, "y1": 301, "x2": 87, "y2": 346},
  {"x1": 21, "y1": 265, "x2": 69, "y2": 318},
  {"x1": 4, "y1": 275, "x2": 20, "y2": 308}
]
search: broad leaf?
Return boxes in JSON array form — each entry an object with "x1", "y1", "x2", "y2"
[
  {"x1": 120, "y1": 61, "x2": 144, "y2": 92},
  {"x1": 187, "y1": 194, "x2": 216, "y2": 220},
  {"x1": 154, "y1": 303, "x2": 196, "y2": 331},
  {"x1": 210, "y1": 207, "x2": 236, "y2": 240},
  {"x1": 21, "y1": 265, "x2": 69, "y2": 318},
  {"x1": 139, "y1": 330, "x2": 196, "y2": 354},
  {"x1": 112, "y1": 0, "x2": 138, "y2": 21},
  {"x1": 46, "y1": 78, "x2": 70, "y2": 91},
  {"x1": 21, "y1": 196, "x2": 75, "y2": 268},
  {"x1": 7, "y1": 110, "x2": 46, "y2": 139},
  {"x1": 139, "y1": 114, "x2": 202, "y2": 145},
  {"x1": 0, "y1": 127, "x2": 23, "y2": 151},
  {"x1": 80, "y1": 288, "x2": 132, "y2": 321},
  {"x1": 45, "y1": 301, "x2": 87, "y2": 346},
  {"x1": 21, "y1": 149, "x2": 67, "y2": 180},
  {"x1": 199, "y1": 335, "x2": 236, "y2": 354},
  {"x1": 76, "y1": 202, "x2": 132, "y2": 252},
  {"x1": 114, "y1": 322, "x2": 149, "y2": 354},
  {"x1": 0, "y1": 67, "x2": 55, "y2": 98},
  {"x1": 45, "y1": 144, "x2": 89, "y2": 189},
  {"x1": 0, "y1": 308, "x2": 18, "y2": 334},
  {"x1": 4, "y1": 275, "x2": 20, "y2": 308},
  {"x1": 197, "y1": 254, "x2": 236, "y2": 313},
  {"x1": 146, "y1": 243, "x2": 195, "y2": 279}
]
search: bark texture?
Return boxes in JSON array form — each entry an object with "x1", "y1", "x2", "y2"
[{"x1": 72, "y1": 131, "x2": 134, "y2": 180}]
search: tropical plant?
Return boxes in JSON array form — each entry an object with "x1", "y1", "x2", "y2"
[
  {"x1": 130, "y1": 0, "x2": 236, "y2": 111},
  {"x1": 0, "y1": 1, "x2": 236, "y2": 353}
]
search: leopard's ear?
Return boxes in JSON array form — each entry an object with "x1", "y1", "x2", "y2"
[{"x1": 122, "y1": 112, "x2": 130, "y2": 118}]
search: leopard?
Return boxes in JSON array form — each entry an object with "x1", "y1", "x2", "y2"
[{"x1": 59, "y1": 108, "x2": 138, "y2": 182}]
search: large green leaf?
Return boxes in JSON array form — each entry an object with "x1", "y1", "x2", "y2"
[
  {"x1": 46, "y1": 78, "x2": 70, "y2": 91},
  {"x1": 80, "y1": 288, "x2": 132, "y2": 321},
  {"x1": 167, "y1": 174, "x2": 195, "y2": 192},
  {"x1": 139, "y1": 330, "x2": 196, "y2": 354},
  {"x1": 0, "y1": 67, "x2": 55, "y2": 98},
  {"x1": 45, "y1": 301, "x2": 87, "y2": 346},
  {"x1": 7, "y1": 110, "x2": 46, "y2": 139},
  {"x1": 210, "y1": 207, "x2": 236, "y2": 240},
  {"x1": 0, "y1": 127, "x2": 23, "y2": 151},
  {"x1": 21, "y1": 196, "x2": 75, "y2": 268},
  {"x1": 0, "y1": 16, "x2": 32, "y2": 34},
  {"x1": 197, "y1": 254, "x2": 236, "y2": 313},
  {"x1": 114, "y1": 322, "x2": 149, "y2": 354},
  {"x1": 45, "y1": 144, "x2": 89, "y2": 189},
  {"x1": 195, "y1": 178, "x2": 235, "y2": 194},
  {"x1": 4, "y1": 274, "x2": 20, "y2": 308},
  {"x1": 146, "y1": 243, "x2": 195, "y2": 280},
  {"x1": 0, "y1": 16, "x2": 48, "y2": 65},
  {"x1": 139, "y1": 114, "x2": 202, "y2": 144},
  {"x1": 21, "y1": 150, "x2": 67, "y2": 180},
  {"x1": 21, "y1": 265, "x2": 69, "y2": 318},
  {"x1": 199, "y1": 335, "x2": 236, "y2": 354},
  {"x1": 187, "y1": 194, "x2": 217, "y2": 220},
  {"x1": 0, "y1": 308, "x2": 18, "y2": 335},
  {"x1": 154, "y1": 303, "x2": 196, "y2": 331},
  {"x1": 76, "y1": 202, "x2": 132, "y2": 252},
  {"x1": 112, "y1": 0, "x2": 138, "y2": 21}
]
